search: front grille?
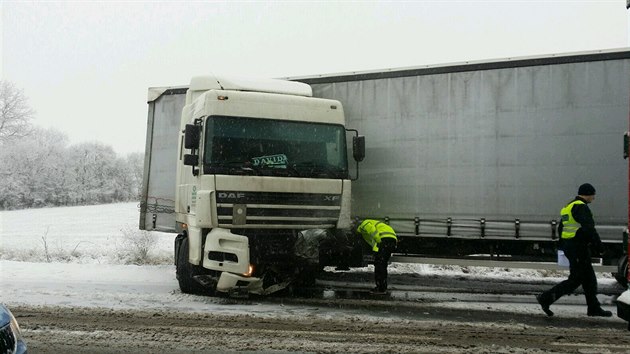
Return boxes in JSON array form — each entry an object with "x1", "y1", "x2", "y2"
[
  {"x1": 0, "y1": 323, "x2": 16, "y2": 354},
  {"x1": 216, "y1": 191, "x2": 341, "y2": 229}
]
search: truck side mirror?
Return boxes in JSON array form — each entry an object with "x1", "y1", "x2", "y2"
[
  {"x1": 184, "y1": 124, "x2": 201, "y2": 149},
  {"x1": 183, "y1": 154, "x2": 198, "y2": 166},
  {"x1": 353, "y1": 135, "x2": 365, "y2": 162}
]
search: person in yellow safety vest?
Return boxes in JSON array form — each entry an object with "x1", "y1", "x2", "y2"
[
  {"x1": 356, "y1": 219, "x2": 398, "y2": 295},
  {"x1": 536, "y1": 183, "x2": 612, "y2": 317}
]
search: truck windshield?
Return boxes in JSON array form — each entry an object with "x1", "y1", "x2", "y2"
[{"x1": 203, "y1": 115, "x2": 349, "y2": 179}]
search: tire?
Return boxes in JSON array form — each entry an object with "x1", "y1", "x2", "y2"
[
  {"x1": 614, "y1": 255, "x2": 628, "y2": 288},
  {"x1": 176, "y1": 237, "x2": 209, "y2": 294}
]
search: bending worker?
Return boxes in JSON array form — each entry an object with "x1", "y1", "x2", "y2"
[
  {"x1": 536, "y1": 183, "x2": 612, "y2": 317},
  {"x1": 356, "y1": 219, "x2": 398, "y2": 294}
]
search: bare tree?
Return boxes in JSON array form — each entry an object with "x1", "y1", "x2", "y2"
[{"x1": 0, "y1": 81, "x2": 34, "y2": 142}]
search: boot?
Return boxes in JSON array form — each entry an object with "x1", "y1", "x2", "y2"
[
  {"x1": 536, "y1": 293, "x2": 554, "y2": 317},
  {"x1": 587, "y1": 307, "x2": 612, "y2": 317}
]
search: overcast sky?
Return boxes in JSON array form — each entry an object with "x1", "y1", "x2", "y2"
[{"x1": 2, "y1": 1, "x2": 629, "y2": 155}]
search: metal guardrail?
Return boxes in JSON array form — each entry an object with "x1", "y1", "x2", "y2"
[{"x1": 391, "y1": 255, "x2": 617, "y2": 273}]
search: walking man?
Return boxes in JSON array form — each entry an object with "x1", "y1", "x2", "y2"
[
  {"x1": 356, "y1": 219, "x2": 398, "y2": 295},
  {"x1": 536, "y1": 183, "x2": 612, "y2": 317}
]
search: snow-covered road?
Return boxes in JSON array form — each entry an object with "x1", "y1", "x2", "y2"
[{"x1": 4, "y1": 259, "x2": 629, "y2": 354}]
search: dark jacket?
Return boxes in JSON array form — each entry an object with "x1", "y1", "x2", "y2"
[{"x1": 558, "y1": 196, "x2": 603, "y2": 253}]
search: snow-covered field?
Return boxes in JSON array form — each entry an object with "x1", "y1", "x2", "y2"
[
  {"x1": 0, "y1": 202, "x2": 173, "y2": 264},
  {"x1": 0, "y1": 203, "x2": 621, "y2": 318}
]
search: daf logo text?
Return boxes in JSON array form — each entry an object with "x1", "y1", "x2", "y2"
[{"x1": 218, "y1": 192, "x2": 246, "y2": 199}]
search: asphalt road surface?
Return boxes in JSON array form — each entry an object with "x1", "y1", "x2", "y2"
[{"x1": 13, "y1": 270, "x2": 630, "y2": 353}]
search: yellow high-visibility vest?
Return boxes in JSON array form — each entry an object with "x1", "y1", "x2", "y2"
[
  {"x1": 560, "y1": 200, "x2": 585, "y2": 239},
  {"x1": 357, "y1": 219, "x2": 397, "y2": 252}
]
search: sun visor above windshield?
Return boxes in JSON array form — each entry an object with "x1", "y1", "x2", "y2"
[{"x1": 189, "y1": 75, "x2": 313, "y2": 98}]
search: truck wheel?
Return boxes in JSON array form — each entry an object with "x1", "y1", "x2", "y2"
[
  {"x1": 176, "y1": 237, "x2": 208, "y2": 295},
  {"x1": 613, "y1": 255, "x2": 628, "y2": 287}
]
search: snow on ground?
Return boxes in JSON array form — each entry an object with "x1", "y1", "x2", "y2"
[
  {"x1": 1, "y1": 260, "x2": 307, "y2": 318},
  {"x1": 0, "y1": 203, "x2": 622, "y2": 320},
  {"x1": 0, "y1": 203, "x2": 173, "y2": 264}
]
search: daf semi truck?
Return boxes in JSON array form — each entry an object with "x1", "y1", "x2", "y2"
[
  {"x1": 140, "y1": 76, "x2": 365, "y2": 295},
  {"x1": 142, "y1": 50, "x2": 630, "y2": 296}
]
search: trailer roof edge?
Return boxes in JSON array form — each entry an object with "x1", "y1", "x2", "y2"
[
  {"x1": 147, "y1": 86, "x2": 188, "y2": 103},
  {"x1": 287, "y1": 48, "x2": 630, "y2": 84}
]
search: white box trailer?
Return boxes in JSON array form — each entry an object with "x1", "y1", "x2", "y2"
[
  {"x1": 140, "y1": 87, "x2": 188, "y2": 232},
  {"x1": 291, "y1": 49, "x2": 630, "y2": 279}
]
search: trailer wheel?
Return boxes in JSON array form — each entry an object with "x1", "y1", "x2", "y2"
[
  {"x1": 613, "y1": 255, "x2": 628, "y2": 287},
  {"x1": 176, "y1": 237, "x2": 209, "y2": 295}
]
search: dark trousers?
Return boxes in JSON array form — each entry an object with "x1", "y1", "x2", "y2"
[
  {"x1": 374, "y1": 238, "x2": 397, "y2": 291},
  {"x1": 540, "y1": 242, "x2": 601, "y2": 310}
]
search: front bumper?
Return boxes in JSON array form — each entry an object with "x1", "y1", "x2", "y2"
[
  {"x1": 216, "y1": 272, "x2": 264, "y2": 295},
  {"x1": 200, "y1": 228, "x2": 295, "y2": 295}
]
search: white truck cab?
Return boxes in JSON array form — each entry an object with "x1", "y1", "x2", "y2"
[{"x1": 173, "y1": 75, "x2": 364, "y2": 295}]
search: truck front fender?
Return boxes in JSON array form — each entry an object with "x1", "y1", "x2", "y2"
[{"x1": 202, "y1": 228, "x2": 250, "y2": 275}]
